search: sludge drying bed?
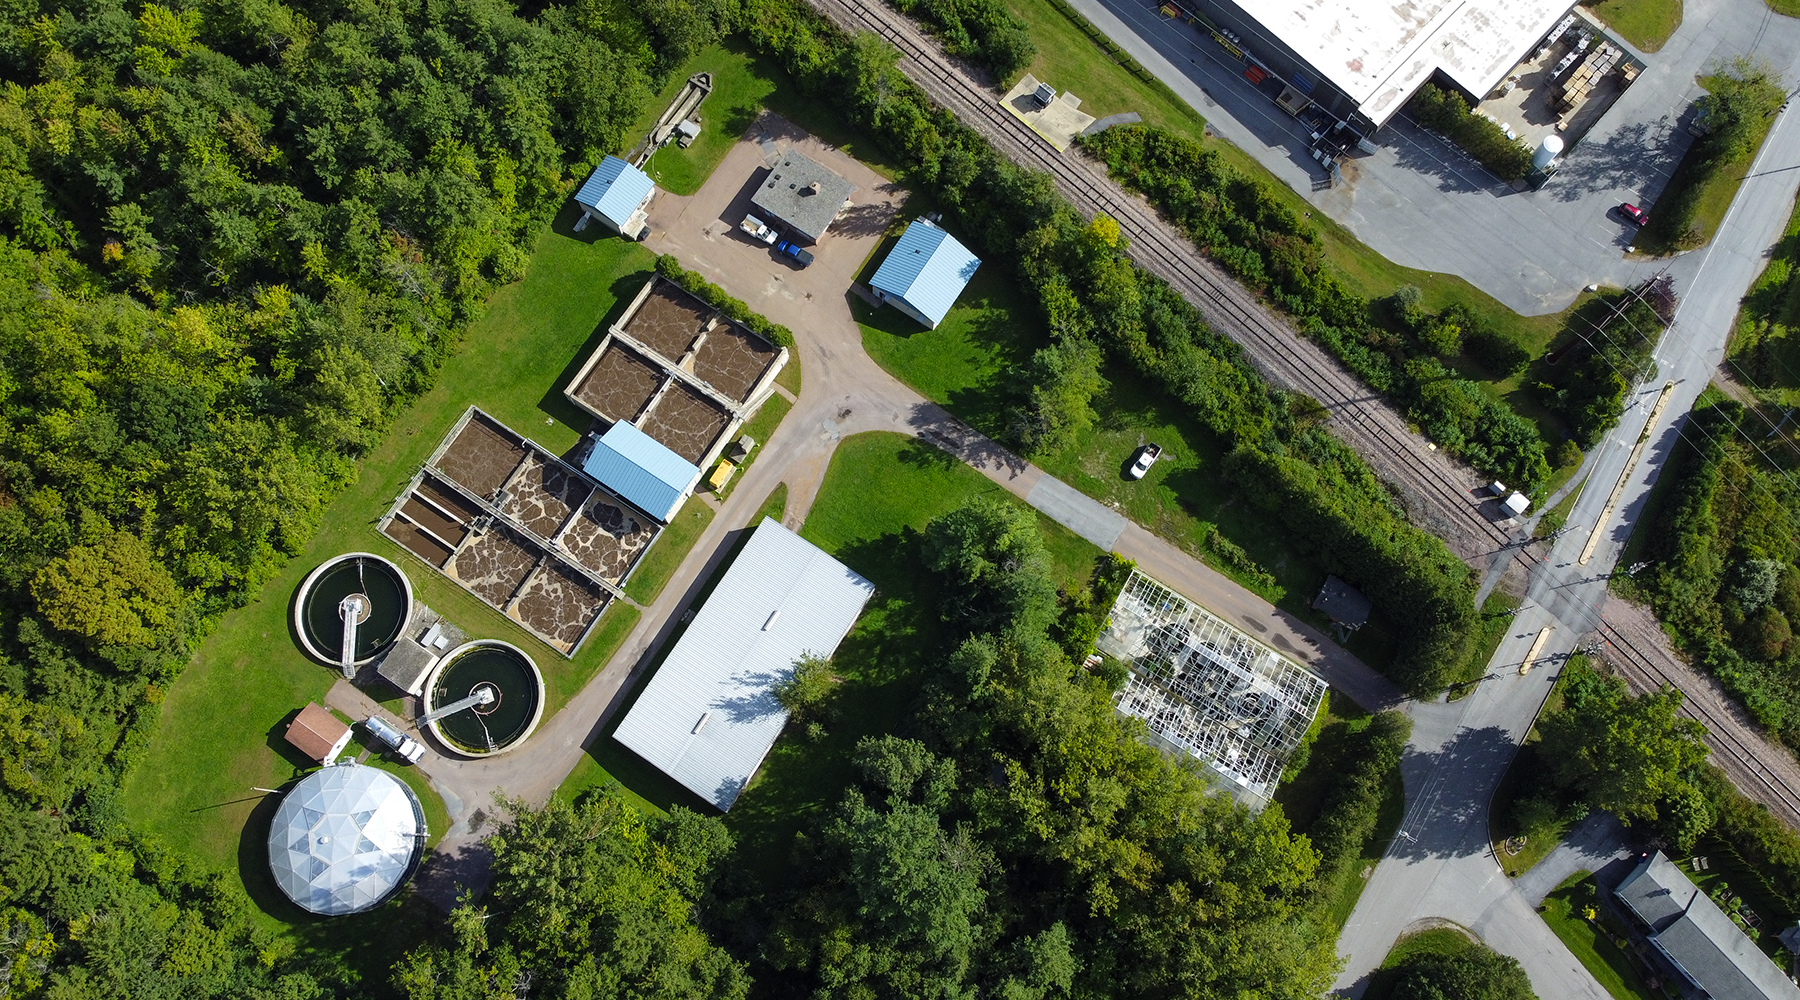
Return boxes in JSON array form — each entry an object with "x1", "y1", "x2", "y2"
[{"x1": 379, "y1": 407, "x2": 663, "y2": 655}]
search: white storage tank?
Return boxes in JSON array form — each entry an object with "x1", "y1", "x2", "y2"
[{"x1": 1533, "y1": 135, "x2": 1564, "y2": 171}]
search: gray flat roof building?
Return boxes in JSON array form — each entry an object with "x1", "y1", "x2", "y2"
[
  {"x1": 1615, "y1": 852, "x2": 1800, "y2": 1000},
  {"x1": 750, "y1": 150, "x2": 854, "y2": 244}
]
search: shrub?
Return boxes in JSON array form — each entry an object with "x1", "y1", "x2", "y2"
[
  {"x1": 1407, "y1": 84, "x2": 1534, "y2": 181},
  {"x1": 655, "y1": 254, "x2": 797, "y2": 348},
  {"x1": 1305, "y1": 712, "x2": 1410, "y2": 908}
]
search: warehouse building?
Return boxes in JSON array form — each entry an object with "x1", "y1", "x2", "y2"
[
  {"x1": 1162, "y1": 0, "x2": 1576, "y2": 130},
  {"x1": 750, "y1": 150, "x2": 855, "y2": 244},
  {"x1": 613, "y1": 518, "x2": 876, "y2": 811},
  {"x1": 868, "y1": 219, "x2": 982, "y2": 329},
  {"x1": 573, "y1": 156, "x2": 655, "y2": 239}
]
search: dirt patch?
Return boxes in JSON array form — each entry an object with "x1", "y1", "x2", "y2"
[
  {"x1": 559, "y1": 492, "x2": 657, "y2": 583},
  {"x1": 640, "y1": 381, "x2": 731, "y2": 464},
  {"x1": 693, "y1": 325, "x2": 778, "y2": 402},
  {"x1": 624, "y1": 283, "x2": 712, "y2": 361},
  {"x1": 502, "y1": 455, "x2": 591, "y2": 538},
  {"x1": 511, "y1": 562, "x2": 608, "y2": 651},
  {"x1": 449, "y1": 527, "x2": 539, "y2": 607},
  {"x1": 572, "y1": 343, "x2": 666, "y2": 423},
  {"x1": 384, "y1": 517, "x2": 454, "y2": 568},
  {"x1": 401, "y1": 495, "x2": 468, "y2": 547},
  {"x1": 438, "y1": 415, "x2": 526, "y2": 500}
]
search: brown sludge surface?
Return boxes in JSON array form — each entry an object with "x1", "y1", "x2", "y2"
[
  {"x1": 512, "y1": 562, "x2": 608, "y2": 651},
  {"x1": 572, "y1": 344, "x2": 664, "y2": 422},
  {"x1": 438, "y1": 416, "x2": 525, "y2": 499},
  {"x1": 624, "y1": 283, "x2": 711, "y2": 360},
  {"x1": 419, "y1": 475, "x2": 482, "y2": 523},
  {"x1": 692, "y1": 325, "x2": 778, "y2": 402},
  {"x1": 559, "y1": 492, "x2": 656, "y2": 583},
  {"x1": 384, "y1": 518, "x2": 454, "y2": 568},
  {"x1": 502, "y1": 455, "x2": 591, "y2": 538},
  {"x1": 450, "y1": 527, "x2": 538, "y2": 607},
  {"x1": 401, "y1": 495, "x2": 468, "y2": 547},
  {"x1": 640, "y1": 381, "x2": 731, "y2": 464}
]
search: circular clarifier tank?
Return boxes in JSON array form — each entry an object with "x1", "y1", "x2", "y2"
[
  {"x1": 294, "y1": 553, "x2": 414, "y2": 667},
  {"x1": 420, "y1": 640, "x2": 544, "y2": 757}
]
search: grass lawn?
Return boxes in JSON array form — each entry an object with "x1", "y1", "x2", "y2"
[
  {"x1": 1489, "y1": 662, "x2": 1584, "y2": 875},
  {"x1": 1584, "y1": 0, "x2": 1683, "y2": 51},
  {"x1": 1639, "y1": 75, "x2": 1780, "y2": 254},
  {"x1": 753, "y1": 481, "x2": 789, "y2": 523},
  {"x1": 855, "y1": 277, "x2": 1370, "y2": 644},
  {"x1": 1451, "y1": 592, "x2": 1525, "y2": 696},
  {"x1": 1361, "y1": 926, "x2": 1480, "y2": 1000},
  {"x1": 122, "y1": 207, "x2": 666, "y2": 933},
  {"x1": 1540, "y1": 873, "x2": 1661, "y2": 1000},
  {"x1": 1674, "y1": 838, "x2": 1797, "y2": 957},
  {"x1": 624, "y1": 496, "x2": 718, "y2": 604}
]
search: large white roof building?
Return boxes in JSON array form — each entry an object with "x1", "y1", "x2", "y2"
[{"x1": 613, "y1": 518, "x2": 876, "y2": 810}]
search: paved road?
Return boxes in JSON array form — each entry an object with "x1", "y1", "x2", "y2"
[
  {"x1": 1336, "y1": 90, "x2": 1800, "y2": 996},
  {"x1": 361, "y1": 121, "x2": 1397, "y2": 906},
  {"x1": 1059, "y1": 0, "x2": 1800, "y2": 314}
]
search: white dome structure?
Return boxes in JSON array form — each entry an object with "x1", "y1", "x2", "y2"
[{"x1": 267, "y1": 763, "x2": 426, "y2": 915}]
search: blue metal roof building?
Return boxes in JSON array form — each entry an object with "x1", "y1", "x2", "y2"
[
  {"x1": 868, "y1": 220, "x2": 981, "y2": 329},
  {"x1": 574, "y1": 156, "x2": 655, "y2": 239},
  {"x1": 582, "y1": 421, "x2": 701, "y2": 523}
]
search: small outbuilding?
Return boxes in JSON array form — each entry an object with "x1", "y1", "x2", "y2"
[
  {"x1": 868, "y1": 219, "x2": 982, "y2": 330},
  {"x1": 613, "y1": 517, "x2": 876, "y2": 810},
  {"x1": 1311, "y1": 575, "x2": 1372, "y2": 631},
  {"x1": 573, "y1": 156, "x2": 655, "y2": 239},
  {"x1": 284, "y1": 703, "x2": 353, "y2": 765},
  {"x1": 581, "y1": 420, "x2": 702, "y2": 523},
  {"x1": 750, "y1": 150, "x2": 854, "y2": 244},
  {"x1": 1503, "y1": 492, "x2": 1531, "y2": 518}
]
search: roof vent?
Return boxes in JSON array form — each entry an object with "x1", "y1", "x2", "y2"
[
  {"x1": 763, "y1": 610, "x2": 780, "y2": 631},
  {"x1": 693, "y1": 711, "x2": 711, "y2": 734}
]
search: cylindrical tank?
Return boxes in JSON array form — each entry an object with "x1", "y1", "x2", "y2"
[{"x1": 1533, "y1": 135, "x2": 1564, "y2": 171}]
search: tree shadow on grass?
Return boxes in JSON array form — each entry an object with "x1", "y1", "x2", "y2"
[{"x1": 535, "y1": 265, "x2": 658, "y2": 445}]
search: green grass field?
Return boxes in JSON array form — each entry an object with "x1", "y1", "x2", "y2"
[
  {"x1": 1540, "y1": 874, "x2": 1660, "y2": 1000},
  {"x1": 1731, "y1": 190, "x2": 1800, "y2": 409},
  {"x1": 714, "y1": 394, "x2": 794, "y2": 501},
  {"x1": 121, "y1": 208, "x2": 670, "y2": 926},
  {"x1": 1584, "y1": 0, "x2": 1683, "y2": 51},
  {"x1": 623, "y1": 497, "x2": 717, "y2": 604}
]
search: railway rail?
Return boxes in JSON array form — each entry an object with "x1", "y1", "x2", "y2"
[
  {"x1": 811, "y1": 0, "x2": 1529, "y2": 570},
  {"x1": 1599, "y1": 617, "x2": 1800, "y2": 825}
]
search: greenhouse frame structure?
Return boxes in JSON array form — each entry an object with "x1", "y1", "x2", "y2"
[{"x1": 1098, "y1": 571, "x2": 1327, "y2": 809}]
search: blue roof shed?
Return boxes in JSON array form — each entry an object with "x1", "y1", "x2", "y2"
[
  {"x1": 582, "y1": 421, "x2": 701, "y2": 523},
  {"x1": 868, "y1": 220, "x2": 981, "y2": 329},
  {"x1": 574, "y1": 157, "x2": 655, "y2": 237}
]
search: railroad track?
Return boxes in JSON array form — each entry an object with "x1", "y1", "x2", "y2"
[
  {"x1": 1599, "y1": 618, "x2": 1800, "y2": 824},
  {"x1": 811, "y1": 0, "x2": 1529, "y2": 570}
]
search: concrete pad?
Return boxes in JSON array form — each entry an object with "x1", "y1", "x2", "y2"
[
  {"x1": 1024, "y1": 473, "x2": 1126, "y2": 548},
  {"x1": 1001, "y1": 74, "x2": 1097, "y2": 151}
]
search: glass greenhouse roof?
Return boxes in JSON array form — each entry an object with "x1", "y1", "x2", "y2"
[{"x1": 267, "y1": 762, "x2": 426, "y2": 916}]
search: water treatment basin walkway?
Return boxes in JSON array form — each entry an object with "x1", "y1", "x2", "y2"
[{"x1": 350, "y1": 120, "x2": 1400, "y2": 907}]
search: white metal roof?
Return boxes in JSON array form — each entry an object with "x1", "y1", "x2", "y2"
[
  {"x1": 613, "y1": 517, "x2": 875, "y2": 810},
  {"x1": 267, "y1": 763, "x2": 425, "y2": 915},
  {"x1": 1225, "y1": 0, "x2": 1573, "y2": 125}
]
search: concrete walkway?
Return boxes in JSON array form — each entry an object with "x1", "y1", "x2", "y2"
[{"x1": 374, "y1": 122, "x2": 1401, "y2": 905}]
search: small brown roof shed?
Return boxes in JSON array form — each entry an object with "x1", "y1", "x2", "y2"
[{"x1": 286, "y1": 703, "x2": 353, "y2": 764}]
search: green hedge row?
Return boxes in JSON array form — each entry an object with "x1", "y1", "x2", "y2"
[
  {"x1": 1406, "y1": 84, "x2": 1533, "y2": 181},
  {"x1": 1304, "y1": 711, "x2": 1411, "y2": 908}
]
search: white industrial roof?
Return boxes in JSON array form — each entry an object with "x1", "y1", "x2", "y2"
[
  {"x1": 267, "y1": 763, "x2": 425, "y2": 915},
  {"x1": 1226, "y1": 0, "x2": 1573, "y2": 125},
  {"x1": 612, "y1": 517, "x2": 875, "y2": 810}
]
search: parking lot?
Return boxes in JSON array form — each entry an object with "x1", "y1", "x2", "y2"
[{"x1": 643, "y1": 112, "x2": 907, "y2": 335}]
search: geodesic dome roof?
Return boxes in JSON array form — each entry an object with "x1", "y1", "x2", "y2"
[{"x1": 267, "y1": 763, "x2": 426, "y2": 915}]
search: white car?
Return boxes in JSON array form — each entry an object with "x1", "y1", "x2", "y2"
[
  {"x1": 363, "y1": 716, "x2": 427, "y2": 764},
  {"x1": 739, "y1": 214, "x2": 778, "y2": 244},
  {"x1": 1126, "y1": 443, "x2": 1163, "y2": 480}
]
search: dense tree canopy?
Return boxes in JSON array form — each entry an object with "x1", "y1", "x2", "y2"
[
  {"x1": 1538, "y1": 663, "x2": 1710, "y2": 825},
  {"x1": 1389, "y1": 946, "x2": 1537, "y2": 1000}
]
